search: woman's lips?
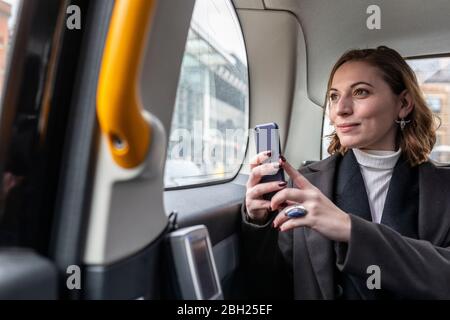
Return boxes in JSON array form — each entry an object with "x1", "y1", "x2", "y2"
[{"x1": 337, "y1": 124, "x2": 360, "y2": 133}]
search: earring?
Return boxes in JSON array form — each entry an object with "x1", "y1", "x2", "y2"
[{"x1": 395, "y1": 118, "x2": 411, "y2": 130}]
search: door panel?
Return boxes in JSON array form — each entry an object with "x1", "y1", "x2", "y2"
[
  {"x1": 82, "y1": 235, "x2": 164, "y2": 300},
  {"x1": 164, "y1": 175, "x2": 248, "y2": 299},
  {"x1": 0, "y1": 0, "x2": 103, "y2": 299},
  {"x1": 79, "y1": 0, "x2": 196, "y2": 299},
  {"x1": 165, "y1": 180, "x2": 245, "y2": 246},
  {"x1": 0, "y1": 0, "x2": 248, "y2": 300}
]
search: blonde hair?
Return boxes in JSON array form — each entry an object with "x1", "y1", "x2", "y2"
[{"x1": 325, "y1": 46, "x2": 439, "y2": 166}]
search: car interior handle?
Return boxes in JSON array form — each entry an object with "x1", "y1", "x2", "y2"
[{"x1": 96, "y1": 0, "x2": 156, "y2": 169}]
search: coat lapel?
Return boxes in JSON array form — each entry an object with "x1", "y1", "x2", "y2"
[
  {"x1": 334, "y1": 150, "x2": 372, "y2": 221},
  {"x1": 417, "y1": 161, "x2": 450, "y2": 243},
  {"x1": 299, "y1": 150, "x2": 375, "y2": 299},
  {"x1": 298, "y1": 153, "x2": 339, "y2": 299},
  {"x1": 379, "y1": 154, "x2": 419, "y2": 238}
]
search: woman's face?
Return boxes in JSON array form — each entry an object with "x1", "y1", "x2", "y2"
[{"x1": 328, "y1": 61, "x2": 405, "y2": 151}]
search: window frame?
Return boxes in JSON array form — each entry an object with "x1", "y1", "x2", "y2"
[
  {"x1": 407, "y1": 53, "x2": 450, "y2": 164},
  {"x1": 164, "y1": 0, "x2": 251, "y2": 191}
]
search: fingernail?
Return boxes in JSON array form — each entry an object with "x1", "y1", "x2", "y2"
[
  {"x1": 279, "y1": 155, "x2": 286, "y2": 162},
  {"x1": 278, "y1": 181, "x2": 287, "y2": 187}
]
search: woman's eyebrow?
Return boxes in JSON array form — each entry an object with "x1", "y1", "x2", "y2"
[
  {"x1": 350, "y1": 81, "x2": 374, "y2": 88},
  {"x1": 330, "y1": 81, "x2": 374, "y2": 92}
]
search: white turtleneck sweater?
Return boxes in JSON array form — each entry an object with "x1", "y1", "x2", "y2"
[{"x1": 352, "y1": 148, "x2": 402, "y2": 224}]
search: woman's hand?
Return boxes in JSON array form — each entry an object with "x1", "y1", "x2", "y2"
[
  {"x1": 272, "y1": 157, "x2": 351, "y2": 242},
  {"x1": 245, "y1": 151, "x2": 288, "y2": 224}
]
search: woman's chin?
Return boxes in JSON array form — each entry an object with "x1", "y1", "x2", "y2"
[{"x1": 339, "y1": 140, "x2": 364, "y2": 149}]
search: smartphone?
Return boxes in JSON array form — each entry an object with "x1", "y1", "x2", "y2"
[{"x1": 254, "y1": 122, "x2": 285, "y2": 200}]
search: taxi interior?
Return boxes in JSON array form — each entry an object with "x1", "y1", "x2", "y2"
[{"x1": 0, "y1": 0, "x2": 449, "y2": 299}]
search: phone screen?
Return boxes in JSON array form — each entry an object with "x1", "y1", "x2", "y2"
[
  {"x1": 255, "y1": 124, "x2": 281, "y2": 164},
  {"x1": 255, "y1": 123, "x2": 285, "y2": 199}
]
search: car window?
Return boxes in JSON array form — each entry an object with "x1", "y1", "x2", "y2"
[
  {"x1": 164, "y1": 0, "x2": 249, "y2": 188},
  {"x1": 0, "y1": 0, "x2": 19, "y2": 102},
  {"x1": 408, "y1": 57, "x2": 450, "y2": 164}
]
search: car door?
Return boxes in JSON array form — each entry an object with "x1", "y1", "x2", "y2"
[
  {"x1": 79, "y1": 0, "x2": 249, "y2": 300},
  {"x1": 0, "y1": 0, "x2": 300, "y2": 300},
  {"x1": 0, "y1": 0, "x2": 97, "y2": 299}
]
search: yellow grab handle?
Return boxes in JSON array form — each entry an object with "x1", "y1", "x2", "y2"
[{"x1": 97, "y1": 0, "x2": 156, "y2": 169}]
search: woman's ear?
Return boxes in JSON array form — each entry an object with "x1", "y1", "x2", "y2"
[{"x1": 398, "y1": 90, "x2": 414, "y2": 118}]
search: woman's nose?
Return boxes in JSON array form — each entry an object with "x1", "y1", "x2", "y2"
[{"x1": 335, "y1": 95, "x2": 353, "y2": 116}]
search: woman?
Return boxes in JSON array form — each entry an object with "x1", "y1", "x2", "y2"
[{"x1": 242, "y1": 46, "x2": 450, "y2": 299}]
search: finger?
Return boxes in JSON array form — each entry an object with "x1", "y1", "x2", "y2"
[
  {"x1": 270, "y1": 188, "x2": 310, "y2": 211},
  {"x1": 278, "y1": 217, "x2": 309, "y2": 232},
  {"x1": 248, "y1": 180, "x2": 288, "y2": 199},
  {"x1": 279, "y1": 157, "x2": 313, "y2": 189},
  {"x1": 273, "y1": 202, "x2": 311, "y2": 228},
  {"x1": 273, "y1": 210, "x2": 291, "y2": 228},
  {"x1": 247, "y1": 162, "x2": 282, "y2": 187},
  {"x1": 278, "y1": 202, "x2": 289, "y2": 210},
  {"x1": 250, "y1": 151, "x2": 272, "y2": 170}
]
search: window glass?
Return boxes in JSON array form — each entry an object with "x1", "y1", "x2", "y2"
[
  {"x1": 0, "y1": 0, "x2": 19, "y2": 101},
  {"x1": 165, "y1": 0, "x2": 249, "y2": 188},
  {"x1": 408, "y1": 57, "x2": 450, "y2": 163}
]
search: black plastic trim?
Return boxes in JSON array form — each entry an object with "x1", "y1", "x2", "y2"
[
  {"x1": 49, "y1": 0, "x2": 114, "y2": 296},
  {"x1": 0, "y1": 248, "x2": 58, "y2": 300},
  {"x1": 164, "y1": 179, "x2": 245, "y2": 245},
  {"x1": 50, "y1": 1, "x2": 114, "y2": 299},
  {"x1": 82, "y1": 230, "x2": 165, "y2": 300}
]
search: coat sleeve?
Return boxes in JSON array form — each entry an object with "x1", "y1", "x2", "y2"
[
  {"x1": 336, "y1": 214, "x2": 450, "y2": 299},
  {"x1": 240, "y1": 199, "x2": 294, "y2": 299}
]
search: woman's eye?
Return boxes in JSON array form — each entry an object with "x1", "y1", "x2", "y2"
[
  {"x1": 329, "y1": 93, "x2": 338, "y2": 102},
  {"x1": 353, "y1": 88, "x2": 369, "y2": 96}
]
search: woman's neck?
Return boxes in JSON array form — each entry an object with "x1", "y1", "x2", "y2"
[{"x1": 352, "y1": 148, "x2": 402, "y2": 169}]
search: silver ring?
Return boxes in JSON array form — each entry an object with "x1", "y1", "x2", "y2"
[{"x1": 284, "y1": 204, "x2": 308, "y2": 218}]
